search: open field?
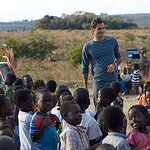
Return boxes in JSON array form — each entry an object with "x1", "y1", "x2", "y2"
[{"x1": 0, "y1": 29, "x2": 149, "y2": 133}]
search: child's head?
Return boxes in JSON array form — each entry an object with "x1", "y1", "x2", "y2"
[
  {"x1": 73, "y1": 88, "x2": 90, "y2": 112},
  {"x1": 143, "y1": 81, "x2": 150, "y2": 93},
  {"x1": 60, "y1": 95, "x2": 74, "y2": 106},
  {"x1": 146, "y1": 87, "x2": 150, "y2": 105},
  {"x1": 128, "y1": 105, "x2": 148, "y2": 130},
  {"x1": 22, "y1": 74, "x2": 33, "y2": 89},
  {"x1": 103, "y1": 106, "x2": 124, "y2": 131},
  {"x1": 133, "y1": 63, "x2": 140, "y2": 70},
  {"x1": 56, "y1": 86, "x2": 71, "y2": 106},
  {"x1": 97, "y1": 87, "x2": 116, "y2": 107},
  {"x1": 110, "y1": 81, "x2": 122, "y2": 95},
  {"x1": 0, "y1": 125, "x2": 15, "y2": 141},
  {"x1": 33, "y1": 80, "x2": 45, "y2": 91},
  {"x1": 5, "y1": 73, "x2": 16, "y2": 86},
  {"x1": 60, "y1": 101, "x2": 82, "y2": 126},
  {"x1": 0, "y1": 136, "x2": 17, "y2": 150},
  {"x1": 46, "y1": 80, "x2": 57, "y2": 93},
  {"x1": 13, "y1": 89, "x2": 33, "y2": 112},
  {"x1": 36, "y1": 88, "x2": 53, "y2": 113},
  {"x1": 13, "y1": 78, "x2": 23, "y2": 87},
  {"x1": 0, "y1": 95, "x2": 13, "y2": 117}
]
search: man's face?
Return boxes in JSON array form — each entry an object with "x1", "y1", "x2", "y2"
[{"x1": 93, "y1": 23, "x2": 105, "y2": 38}]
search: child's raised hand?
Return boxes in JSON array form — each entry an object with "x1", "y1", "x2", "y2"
[{"x1": 42, "y1": 118, "x2": 51, "y2": 128}]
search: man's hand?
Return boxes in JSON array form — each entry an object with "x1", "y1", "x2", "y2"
[{"x1": 107, "y1": 64, "x2": 116, "y2": 73}]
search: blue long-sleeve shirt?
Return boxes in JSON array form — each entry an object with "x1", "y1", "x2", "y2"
[{"x1": 82, "y1": 36, "x2": 121, "y2": 83}]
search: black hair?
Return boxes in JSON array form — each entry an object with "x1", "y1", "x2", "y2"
[
  {"x1": 60, "y1": 101, "x2": 77, "y2": 119},
  {"x1": 146, "y1": 86, "x2": 150, "y2": 93},
  {"x1": 110, "y1": 81, "x2": 122, "y2": 94},
  {"x1": 97, "y1": 87, "x2": 117, "y2": 107},
  {"x1": 103, "y1": 106, "x2": 124, "y2": 131},
  {"x1": 73, "y1": 88, "x2": 90, "y2": 110},
  {"x1": 13, "y1": 78, "x2": 23, "y2": 87},
  {"x1": 14, "y1": 85, "x2": 24, "y2": 91},
  {"x1": 22, "y1": 74, "x2": 33, "y2": 87},
  {"x1": 128, "y1": 105, "x2": 148, "y2": 116},
  {"x1": 33, "y1": 80, "x2": 45, "y2": 91},
  {"x1": 60, "y1": 95, "x2": 74, "y2": 106},
  {"x1": 46, "y1": 80, "x2": 57, "y2": 93},
  {"x1": 133, "y1": 63, "x2": 140, "y2": 70},
  {"x1": 35, "y1": 88, "x2": 51, "y2": 102},
  {"x1": 13, "y1": 89, "x2": 32, "y2": 107},
  {"x1": 5, "y1": 73, "x2": 16, "y2": 86},
  {"x1": 144, "y1": 81, "x2": 150, "y2": 92},
  {"x1": 0, "y1": 95, "x2": 8, "y2": 110}
]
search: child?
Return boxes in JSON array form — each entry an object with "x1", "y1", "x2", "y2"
[
  {"x1": 46, "y1": 80, "x2": 57, "y2": 95},
  {"x1": 127, "y1": 105, "x2": 150, "y2": 149},
  {"x1": 131, "y1": 63, "x2": 141, "y2": 95},
  {"x1": 30, "y1": 88, "x2": 58, "y2": 150},
  {"x1": 60, "y1": 101, "x2": 89, "y2": 149},
  {"x1": 110, "y1": 81, "x2": 124, "y2": 110},
  {"x1": 13, "y1": 89, "x2": 33, "y2": 150},
  {"x1": 102, "y1": 106, "x2": 131, "y2": 150},
  {"x1": 137, "y1": 81, "x2": 150, "y2": 106},
  {"x1": 22, "y1": 74, "x2": 33, "y2": 90},
  {"x1": 52, "y1": 86, "x2": 72, "y2": 121},
  {"x1": 33, "y1": 80, "x2": 45, "y2": 91},
  {"x1": 0, "y1": 94, "x2": 13, "y2": 128},
  {"x1": 73, "y1": 88, "x2": 102, "y2": 146},
  {"x1": 95, "y1": 87, "x2": 116, "y2": 138},
  {"x1": 5, "y1": 73, "x2": 16, "y2": 104},
  {"x1": 95, "y1": 143, "x2": 116, "y2": 150}
]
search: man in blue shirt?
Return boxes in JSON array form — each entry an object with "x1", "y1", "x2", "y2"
[{"x1": 82, "y1": 17, "x2": 121, "y2": 109}]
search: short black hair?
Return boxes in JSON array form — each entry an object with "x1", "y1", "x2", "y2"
[
  {"x1": 46, "y1": 80, "x2": 57, "y2": 93},
  {"x1": 60, "y1": 101, "x2": 77, "y2": 119},
  {"x1": 144, "y1": 81, "x2": 150, "y2": 92},
  {"x1": 128, "y1": 105, "x2": 148, "y2": 116},
  {"x1": 0, "y1": 95, "x2": 8, "y2": 109},
  {"x1": 60, "y1": 95, "x2": 74, "y2": 106},
  {"x1": 103, "y1": 106, "x2": 124, "y2": 130},
  {"x1": 73, "y1": 88, "x2": 90, "y2": 109},
  {"x1": 133, "y1": 63, "x2": 140, "y2": 70},
  {"x1": 97, "y1": 87, "x2": 117, "y2": 107},
  {"x1": 13, "y1": 78, "x2": 23, "y2": 87},
  {"x1": 13, "y1": 89, "x2": 32, "y2": 107},
  {"x1": 5, "y1": 73, "x2": 16, "y2": 86},
  {"x1": 33, "y1": 80, "x2": 45, "y2": 91},
  {"x1": 110, "y1": 81, "x2": 122, "y2": 94},
  {"x1": 35, "y1": 88, "x2": 51, "y2": 102}
]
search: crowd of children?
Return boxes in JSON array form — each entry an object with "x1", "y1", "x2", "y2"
[{"x1": 0, "y1": 72, "x2": 150, "y2": 149}]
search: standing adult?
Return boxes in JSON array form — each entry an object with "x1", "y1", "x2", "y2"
[{"x1": 82, "y1": 17, "x2": 121, "y2": 109}]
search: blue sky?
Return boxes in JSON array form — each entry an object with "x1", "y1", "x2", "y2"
[{"x1": 0, "y1": 0, "x2": 150, "y2": 22}]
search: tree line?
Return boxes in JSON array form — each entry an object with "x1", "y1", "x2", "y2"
[{"x1": 35, "y1": 12, "x2": 138, "y2": 30}]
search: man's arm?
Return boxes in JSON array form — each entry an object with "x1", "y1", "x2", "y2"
[{"x1": 82, "y1": 73, "x2": 88, "y2": 89}]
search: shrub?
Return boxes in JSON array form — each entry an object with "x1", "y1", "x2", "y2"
[
  {"x1": 67, "y1": 44, "x2": 83, "y2": 67},
  {"x1": 4, "y1": 32, "x2": 57, "y2": 60}
]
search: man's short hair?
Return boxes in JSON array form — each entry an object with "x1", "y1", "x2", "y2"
[{"x1": 90, "y1": 17, "x2": 104, "y2": 29}]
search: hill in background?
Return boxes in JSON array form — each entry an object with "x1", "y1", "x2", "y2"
[{"x1": 0, "y1": 13, "x2": 150, "y2": 31}]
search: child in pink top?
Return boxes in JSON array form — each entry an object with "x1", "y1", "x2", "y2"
[{"x1": 127, "y1": 105, "x2": 150, "y2": 149}]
